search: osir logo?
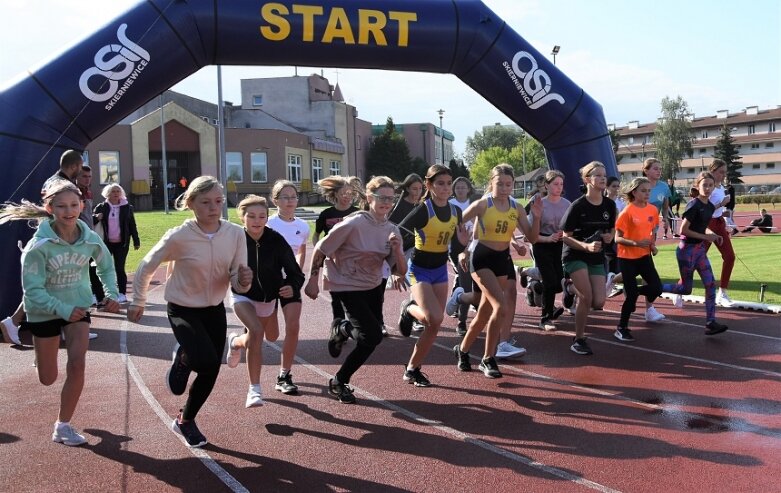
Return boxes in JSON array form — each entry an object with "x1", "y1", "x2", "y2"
[
  {"x1": 79, "y1": 24, "x2": 150, "y2": 110},
  {"x1": 503, "y1": 50, "x2": 564, "y2": 110}
]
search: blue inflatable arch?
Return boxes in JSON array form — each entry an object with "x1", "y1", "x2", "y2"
[{"x1": 0, "y1": 0, "x2": 617, "y2": 314}]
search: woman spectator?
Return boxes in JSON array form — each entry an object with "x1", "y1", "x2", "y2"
[{"x1": 94, "y1": 184, "x2": 140, "y2": 303}]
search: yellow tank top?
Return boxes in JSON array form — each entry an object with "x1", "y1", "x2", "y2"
[
  {"x1": 477, "y1": 196, "x2": 518, "y2": 242},
  {"x1": 414, "y1": 199, "x2": 459, "y2": 253}
]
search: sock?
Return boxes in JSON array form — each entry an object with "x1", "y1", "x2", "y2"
[
  {"x1": 279, "y1": 369, "x2": 290, "y2": 378},
  {"x1": 406, "y1": 365, "x2": 417, "y2": 372},
  {"x1": 55, "y1": 421, "x2": 68, "y2": 429},
  {"x1": 249, "y1": 384, "x2": 260, "y2": 392}
]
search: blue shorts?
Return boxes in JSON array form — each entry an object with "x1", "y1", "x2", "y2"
[{"x1": 408, "y1": 262, "x2": 449, "y2": 285}]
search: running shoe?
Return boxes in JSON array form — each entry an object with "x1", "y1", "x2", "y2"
[
  {"x1": 551, "y1": 306, "x2": 565, "y2": 320},
  {"x1": 613, "y1": 327, "x2": 635, "y2": 342},
  {"x1": 456, "y1": 322, "x2": 467, "y2": 337},
  {"x1": 705, "y1": 320, "x2": 728, "y2": 335},
  {"x1": 411, "y1": 320, "x2": 425, "y2": 332},
  {"x1": 478, "y1": 357, "x2": 502, "y2": 378},
  {"x1": 1, "y1": 316, "x2": 21, "y2": 345},
  {"x1": 52, "y1": 423, "x2": 87, "y2": 446},
  {"x1": 381, "y1": 325, "x2": 389, "y2": 337},
  {"x1": 672, "y1": 294, "x2": 684, "y2": 308},
  {"x1": 328, "y1": 378, "x2": 356, "y2": 404},
  {"x1": 644, "y1": 306, "x2": 666, "y2": 322},
  {"x1": 495, "y1": 340, "x2": 527, "y2": 358},
  {"x1": 245, "y1": 386, "x2": 264, "y2": 408},
  {"x1": 562, "y1": 278, "x2": 575, "y2": 310},
  {"x1": 539, "y1": 319, "x2": 557, "y2": 332},
  {"x1": 570, "y1": 338, "x2": 593, "y2": 355},
  {"x1": 328, "y1": 319, "x2": 349, "y2": 358},
  {"x1": 605, "y1": 272, "x2": 617, "y2": 295},
  {"x1": 226, "y1": 332, "x2": 242, "y2": 368},
  {"x1": 403, "y1": 366, "x2": 432, "y2": 387},
  {"x1": 453, "y1": 345, "x2": 471, "y2": 372},
  {"x1": 608, "y1": 285, "x2": 624, "y2": 298},
  {"x1": 446, "y1": 287, "x2": 464, "y2": 316},
  {"x1": 171, "y1": 414, "x2": 207, "y2": 448},
  {"x1": 716, "y1": 289, "x2": 735, "y2": 308},
  {"x1": 517, "y1": 265, "x2": 528, "y2": 288},
  {"x1": 398, "y1": 299, "x2": 417, "y2": 337},
  {"x1": 166, "y1": 343, "x2": 191, "y2": 396},
  {"x1": 117, "y1": 293, "x2": 128, "y2": 303},
  {"x1": 275, "y1": 373, "x2": 299, "y2": 394}
]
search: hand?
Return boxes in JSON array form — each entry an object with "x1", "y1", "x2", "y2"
[
  {"x1": 102, "y1": 299, "x2": 121, "y2": 313},
  {"x1": 388, "y1": 232, "x2": 401, "y2": 252},
  {"x1": 511, "y1": 240, "x2": 527, "y2": 256},
  {"x1": 529, "y1": 193, "x2": 543, "y2": 217},
  {"x1": 586, "y1": 241, "x2": 602, "y2": 253},
  {"x1": 635, "y1": 238, "x2": 652, "y2": 248},
  {"x1": 127, "y1": 305, "x2": 144, "y2": 322},
  {"x1": 134, "y1": 244, "x2": 140, "y2": 251},
  {"x1": 304, "y1": 277, "x2": 319, "y2": 300},
  {"x1": 550, "y1": 231, "x2": 563, "y2": 242},
  {"x1": 68, "y1": 307, "x2": 88, "y2": 322},
  {"x1": 651, "y1": 245, "x2": 658, "y2": 256},
  {"x1": 279, "y1": 285, "x2": 293, "y2": 299},
  {"x1": 391, "y1": 274, "x2": 409, "y2": 292},
  {"x1": 600, "y1": 232, "x2": 614, "y2": 244},
  {"x1": 95, "y1": 213, "x2": 103, "y2": 221},
  {"x1": 708, "y1": 234, "x2": 723, "y2": 246},
  {"x1": 238, "y1": 264, "x2": 253, "y2": 287},
  {"x1": 455, "y1": 224, "x2": 470, "y2": 246},
  {"x1": 458, "y1": 252, "x2": 470, "y2": 272}
]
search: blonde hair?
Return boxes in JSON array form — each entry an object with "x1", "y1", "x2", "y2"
[
  {"x1": 175, "y1": 175, "x2": 222, "y2": 211},
  {"x1": 236, "y1": 194, "x2": 269, "y2": 217},
  {"x1": 642, "y1": 158, "x2": 660, "y2": 176},
  {"x1": 271, "y1": 180, "x2": 298, "y2": 201},
  {"x1": 318, "y1": 176, "x2": 354, "y2": 204},
  {"x1": 708, "y1": 158, "x2": 726, "y2": 173},
  {"x1": 366, "y1": 176, "x2": 395, "y2": 195},
  {"x1": 489, "y1": 163, "x2": 515, "y2": 182},
  {"x1": 348, "y1": 176, "x2": 368, "y2": 210},
  {"x1": 690, "y1": 172, "x2": 715, "y2": 198},
  {"x1": 0, "y1": 181, "x2": 81, "y2": 225},
  {"x1": 622, "y1": 177, "x2": 650, "y2": 202},
  {"x1": 101, "y1": 183, "x2": 127, "y2": 200},
  {"x1": 580, "y1": 161, "x2": 606, "y2": 180}
]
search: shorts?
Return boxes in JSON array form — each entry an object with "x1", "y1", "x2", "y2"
[
  {"x1": 279, "y1": 290, "x2": 302, "y2": 307},
  {"x1": 22, "y1": 314, "x2": 91, "y2": 338},
  {"x1": 408, "y1": 262, "x2": 449, "y2": 285},
  {"x1": 563, "y1": 260, "x2": 606, "y2": 276},
  {"x1": 470, "y1": 243, "x2": 512, "y2": 278},
  {"x1": 230, "y1": 293, "x2": 277, "y2": 317}
]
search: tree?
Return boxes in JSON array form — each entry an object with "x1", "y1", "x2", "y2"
[
  {"x1": 653, "y1": 96, "x2": 694, "y2": 180},
  {"x1": 609, "y1": 127, "x2": 624, "y2": 164},
  {"x1": 464, "y1": 125, "x2": 523, "y2": 166},
  {"x1": 714, "y1": 124, "x2": 743, "y2": 184},
  {"x1": 468, "y1": 135, "x2": 547, "y2": 186},
  {"x1": 469, "y1": 147, "x2": 513, "y2": 186},
  {"x1": 449, "y1": 158, "x2": 470, "y2": 179},
  {"x1": 366, "y1": 117, "x2": 413, "y2": 181}
]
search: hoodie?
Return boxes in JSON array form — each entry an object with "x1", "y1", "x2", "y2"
[
  {"x1": 21, "y1": 219, "x2": 118, "y2": 323},
  {"x1": 132, "y1": 219, "x2": 248, "y2": 308}
]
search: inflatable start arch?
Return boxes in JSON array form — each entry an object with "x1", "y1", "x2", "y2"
[{"x1": 0, "y1": 0, "x2": 617, "y2": 315}]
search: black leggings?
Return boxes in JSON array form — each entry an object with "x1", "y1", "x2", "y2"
[
  {"x1": 167, "y1": 302, "x2": 227, "y2": 421},
  {"x1": 331, "y1": 282, "x2": 385, "y2": 384},
  {"x1": 532, "y1": 241, "x2": 564, "y2": 321},
  {"x1": 106, "y1": 242, "x2": 129, "y2": 295},
  {"x1": 618, "y1": 256, "x2": 662, "y2": 328}
]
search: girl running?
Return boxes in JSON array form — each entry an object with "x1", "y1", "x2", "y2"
[
  {"x1": 397, "y1": 165, "x2": 468, "y2": 386},
  {"x1": 604, "y1": 176, "x2": 625, "y2": 297},
  {"x1": 225, "y1": 195, "x2": 305, "y2": 408},
  {"x1": 128, "y1": 176, "x2": 252, "y2": 448},
  {"x1": 304, "y1": 176, "x2": 406, "y2": 404},
  {"x1": 454, "y1": 164, "x2": 541, "y2": 377},
  {"x1": 662, "y1": 172, "x2": 729, "y2": 335},
  {"x1": 613, "y1": 177, "x2": 663, "y2": 342},
  {"x1": 642, "y1": 158, "x2": 670, "y2": 322},
  {"x1": 267, "y1": 180, "x2": 309, "y2": 394},
  {"x1": 0, "y1": 181, "x2": 120, "y2": 446},
  {"x1": 389, "y1": 173, "x2": 424, "y2": 259},
  {"x1": 559, "y1": 161, "x2": 616, "y2": 355},
  {"x1": 447, "y1": 176, "x2": 475, "y2": 336},
  {"x1": 704, "y1": 159, "x2": 736, "y2": 307}
]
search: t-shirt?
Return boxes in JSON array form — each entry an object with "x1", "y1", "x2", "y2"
[
  {"x1": 648, "y1": 180, "x2": 671, "y2": 214},
  {"x1": 533, "y1": 196, "x2": 570, "y2": 237},
  {"x1": 615, "y1": 203, "x2": 659, "y2": 259},
  {"x1": 709, "y1": 185, "x2": 726, "y2": 219},
  {"x1": 315, "y1": 206, "x2": 358, "y2": 236},
  {"x1": 268, "y1": 215, "x2": 310, "y2": 254},
  {"x1": 388, "y1": 198, "x2": 418, "y2": 251},
  {"x1": 560, "y1": 195, "x2": 616, "y2": 265},
  {"x1": 725, "y1": 185, "x2": 736, "y2": 211},
  {"x1": 681, "y1": 198, "x2": 715, "y2": 244}
]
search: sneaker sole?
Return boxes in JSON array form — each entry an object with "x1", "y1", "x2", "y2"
[
  {"x1": 613, "y1": 332, "x2": 635, "y2": 342},
  {"x1": 705, "y1": 326, "x2": 728, "y2": 336},
  {"x1": 570, "y1": 347, "x2": 593, "y2": 355},
  {"x1": 275, "y1": 385, "x2": 299, "y2": 395},
  {"x1": 52, "y1": 435, "x2": 87, "y2": 446}
]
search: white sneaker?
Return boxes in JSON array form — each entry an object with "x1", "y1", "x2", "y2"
[
  {"x1": 226, "y1": 332, "x2": 242, "y2": 368},
  {"x1": 645, "y1": 306, "x2": 666, "y2": 322},
  {"x1": 1, "y1": 317, "x2": 21, "y2": 345},
  {"x1": 381, "y1": 325, "x2": 389, "y2": 336},
  {"x1": 117, "y1": 293, "x2": 128, "y2": 303},
  {"x1": 672, "y1": 294, "x2": 684, "y2": 308},
  {"x1": 716, "y1": 289, "x2": 735, "y2": 308},
  {"x1": 91, "y1": 295, "x2": 98, "y2": 306},
  {"x1": 412, "y1": 320, "x2": 425, "y2": 332},
  {"x1": 52, "y1": 423, "x2": 87, "y2": 446},
  {"x1": 495, "y1": 340, "x2": 527, "y2": 359},
  {"x1": 446, "y1": 287, "x2": 464, "y2": 316},
  {"x1": 245, "y1": 386, "x2": 264, "y2": 408},
  {"x1": 88, "y1": 333, "x2": 98, "y2": 340},
  {"x1": 605, "y1": 272, "x2": 617, "y2": 294}
]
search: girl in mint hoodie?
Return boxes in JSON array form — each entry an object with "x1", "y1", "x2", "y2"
[{"x1": 0, "y1": 182, "x2": 120, "y2": 446}]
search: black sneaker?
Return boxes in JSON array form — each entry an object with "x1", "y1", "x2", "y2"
[
  {"x1": 398, "y1": 299, "x2": 417, "y2": 337},
  {"x1": 171, "y1": 414, "x2": 207, "y2": 448},
  {"x1": 275, "y1": 373, "x2": 299, "y2": 394},
  {"x1": 562, "y1": 279, "x2": 575, "y2": 309},
  {"x1": 551, "y1": 306, "x2": 565, "y2": 320},
  {"x1": 166, "y1": 344, "x2": 191, "y2": 396},
  {"x1": 705, "y1": 320, "x2": 728, "y2": 335},
  {"x1": 456, "y1": 322, "x2": 467, "y2": 337},
  {"x1": 453, "y1": 345, "x2": 471, "y2": 372},
  {"x1": 403, "y1": 366, "x2": 432, "y2": 387},
  {"x1": 478, "y1": 357, "x2": 502, "y2": 378},
  {"x1": 570, "y1": 337, "x2": 593, "y2": 355},
  {"x1": 328, "y1": 378, "x2": 356, "y2": 404},
  {"x1": 328, "y1": 319, "x2": 349, "y2": 358},
  {"x1": 613, "y1": 327, "x2": 635, "y2": 342},
  {"x1": 519, "y1": 268, "x2": 528, "y2": 288}
]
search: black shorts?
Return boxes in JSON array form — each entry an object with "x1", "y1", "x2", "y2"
[
  {"x1": 470, "y1": 243, "x2": 513, "y2": 278},
  {"x1": 22, "y1": 314, "x2": 91, "y2": 338},
  {"x1": 279, "y1": 290, "x2": 302, "y2": 307}
]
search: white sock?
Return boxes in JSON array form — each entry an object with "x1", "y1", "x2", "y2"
[
  {"x1": 249, "y1": 384, "x2": 260, "y2": 392},
  {"x1": 279, "y1": 369, "x2": 290, "y2": 378},
  {"x1": 55, "y1": 421, "x2": 69, "y2": 429}
]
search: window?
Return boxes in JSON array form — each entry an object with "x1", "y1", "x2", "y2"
[
  {"x1": 250, "y1": 152, "x2": 267, "y2": 183},
  {"x1": 766, "y1": 142, "x2": 775, "y2": 148},
  {"x1": 687, "y1": 168, "x2": 695, "y2": 174},
  {"x1": 768, "y1": 163, "x2": 776, "y2": 169},
  {"x1": 287, "y1": 154, "x2": 302, "y2": 182},
  {"x1": 329, "y1": 160, "x2": 341, "y2": 176},
  {"x1": 98, "y1": 151, "x2": 119, "y2": 184},
  {"x1": 226, "y1": 152, "x2": 243, "y2": 182},
  {"x1": 311, "y1": 158, "x2": 323, "y2": 184},
  {"x1": 770, "y1": 122, "x2": 777, "y2": 133},
  {"x1": 356, "y1": 136, "x2": 362, "y2": 150},
  {"x1": 753, "y1": 164, "x2": 761, "y2": 169},
  {"x1": 751, "y1": 143, "x2": 760, "y2": 149},
  {"x1": 252, "y1": 95, "x2": 263, "y2": 106},
  {"x1": 630, "y1": 153, "x2": 637, "y2": 159},
  {"x1": 83, "y1": 151, "x2": 89, "y2": 166},
  {"x1": 748, "y1": 124, "x2": 755, "y2": 135},
  {"x1": 699, "y1": 148, "x2": 707, "y2": 154},
  {"x1": 701, "y1": 130, "x2": 708, "y2": 139}
]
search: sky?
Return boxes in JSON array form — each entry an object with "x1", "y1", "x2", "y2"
[{"x1": 1, "y1": 0, "x2": 779, "y2": 156}]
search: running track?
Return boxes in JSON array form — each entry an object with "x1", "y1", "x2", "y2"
[{"x1": 1, "y1": 244, "x2": 779, "y2": 492}]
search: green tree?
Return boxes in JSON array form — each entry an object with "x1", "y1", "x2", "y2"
[
  {"x1": 464, "y1": 125, "x2": 523, "y2": 166},
  {"x1": 449, "y1": 158, "x2": 470, "y2": 179},
  {"x1": 609, "y1": 127, "x2": 624, "y2": 164},
  {"x1": 469, "y1": 147, "x2": 512, "y2": 186},
  {"x1": 653, "y1": 96, "x2": 694, "y2": 180},
  {"x1": 714, "y1": 124, "x2": 743, "y2": 184},
  {"x1": 366, "y1": 117, "x2": 412, "y2": 181}
]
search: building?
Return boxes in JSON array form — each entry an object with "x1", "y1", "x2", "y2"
[
  {"x1": 612, "y1": 105, "x2": 781, "y2": 192},
  {"x1": 371, "y1": 122, "x2": 454, "y2": 166}
]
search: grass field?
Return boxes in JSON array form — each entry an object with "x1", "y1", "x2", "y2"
[{"x1": 128, "y1": 208, "x2": 779, "y2": 306}]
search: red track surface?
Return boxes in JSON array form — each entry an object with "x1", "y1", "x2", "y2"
[{"x1": 1, "y1": 250, "x2": 779, "y2": 492}]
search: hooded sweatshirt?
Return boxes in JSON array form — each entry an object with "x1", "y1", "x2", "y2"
[
  {"x1": 132, "y1": 219, "x2": 248, "y2": 308},
  {"x1": 22, "y1": 219, "x2": 118, "y2": 323}
]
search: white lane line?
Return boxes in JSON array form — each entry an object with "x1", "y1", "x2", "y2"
[{"x1": 263, "y1": 339, "x2": 622, "y2": 493}]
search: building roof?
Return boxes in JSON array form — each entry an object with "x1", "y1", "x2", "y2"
[{"x1": 613, "y1": 106, "x2": 781, "y2": 136}]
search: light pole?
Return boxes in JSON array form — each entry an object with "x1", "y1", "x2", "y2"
[
  {"x1": 437, "y1": 109, "x2": 445, "y2": 165},
  {"x1": 551, "y1": 45, "x2": 560, "y2": 65},
  {"x1": 521, "y1": 129, "x2": 527, "y2": 198},
  {"x1": 159, "y1": 93, "x2": 169, "y2": 214}
]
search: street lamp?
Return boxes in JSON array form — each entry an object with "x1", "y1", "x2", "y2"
[
  {"x1": 551, "y1": 45, "x2": 560, "y2": 65},
  {"x1": 437, "y1": 109, "x2": 445, "y2": 165},
  {"x1": 521, "y1": 129, "x2": 527, "y2": 198}
]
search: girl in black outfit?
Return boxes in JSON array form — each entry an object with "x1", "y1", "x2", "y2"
[
  {"x1": 388, "y1": 173, "x2": 423, "y2": 258},
  {"x1": 94, "y1": 184, "x2": 140, "y2": 303},
  {"x1": 226, "y1": 195, "x2": 305, "y2": 408}
]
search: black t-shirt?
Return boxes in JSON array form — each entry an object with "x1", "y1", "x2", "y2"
[
  {"x1": 725, "y1": 185, "x2": 736, "y2": 211},
  {"x1": 681, "y1": 198, "x2": 715, "y2": 244},
  {"x1": 560, "y1": 195, "x2": 616, "y2": 265},
  {"x1": 388, "y1": 198, "x2": 418, "y2": 251},
  {"x1": 315, "y1": 206, "x2": 358, "y2": 236}
]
